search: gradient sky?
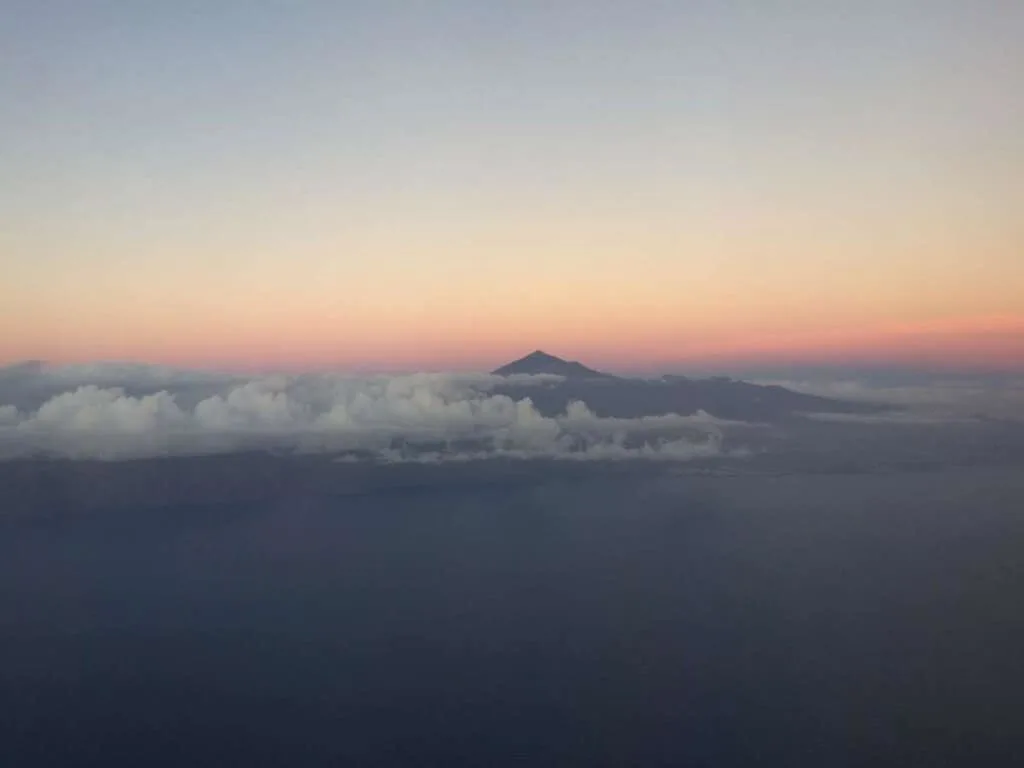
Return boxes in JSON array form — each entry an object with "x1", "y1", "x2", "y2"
[{"x1": 3, "y1": 1, "x2": 1022, "y2": 372}]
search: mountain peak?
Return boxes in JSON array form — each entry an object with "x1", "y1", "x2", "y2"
[
  {"x1": 520, "y1": 350, "x2": 565, "y2": 365},
  {"x1": 492, "y1": 350, "x2": 611, "y2": 379}
]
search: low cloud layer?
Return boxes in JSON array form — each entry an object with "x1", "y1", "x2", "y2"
[
  {"x1": 759, "y1": 377, "x2": 1024, "y2": 423},
  {"x1": 0, "y1": 365, "x2": 739, "y2": 462}
]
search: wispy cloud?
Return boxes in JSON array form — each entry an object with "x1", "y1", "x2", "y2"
[{"x1": 758, "y1": 377, "x2": 1024, "y2": 422}]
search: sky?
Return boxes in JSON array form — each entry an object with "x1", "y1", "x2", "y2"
[{"x1": 2, "y1": 1, "x2": 1022, "y2": 373}]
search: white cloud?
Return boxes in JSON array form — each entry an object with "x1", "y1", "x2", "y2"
[
  {"x1": 194, "y1": 380, "x2": 311, "y2": 432},
  {"x1": 29, "y1": 386, "x2": 189, "y2": 432},
  {"x1": 0, "y1": 371, "x2": 744, "y2": 462}
]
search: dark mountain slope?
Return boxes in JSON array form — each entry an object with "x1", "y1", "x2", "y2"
[
  {"x1": 491, "y1": 352, "x2": 884, "y2": 421},
  {"x1": 492, "y1": 350, "x2": 612, "y2": 379}
]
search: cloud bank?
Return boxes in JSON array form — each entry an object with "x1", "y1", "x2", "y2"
[
  {"x1": 757, "y1": 377, "x2": 1024, "y2": 423},
  {"x1": 0, "y1": 365, "x2": 740, "y2": 462}
]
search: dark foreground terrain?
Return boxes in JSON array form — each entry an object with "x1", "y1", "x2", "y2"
[{"x1": 2, "y1": 458, "x2": 1024, "y2": 766}]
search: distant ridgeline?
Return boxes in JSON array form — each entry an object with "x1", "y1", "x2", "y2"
[{"x1": 491, "y1": 351, "x2": 882, "y2": 422}]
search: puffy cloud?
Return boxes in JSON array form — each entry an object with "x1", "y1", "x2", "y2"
[
  {"x1": 30, "y1": 386, "x2": 188, "y2": 432},
  {"x1": 194, "y1": 380, "x2": 311, "y2": 432},
  {"x1": 0, "y1": 371, "x2": 744, "y2": 462},
  {"x1": 11, "y1": 386, "x2": 192, "y2": 460}
]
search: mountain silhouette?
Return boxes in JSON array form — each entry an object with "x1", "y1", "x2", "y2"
[
  {"x1": 491, "y1": 351, "x2": 885, "y2": 421},
  {"x1": 491, "y1": 350, "x2": 611, "y2": 379}
]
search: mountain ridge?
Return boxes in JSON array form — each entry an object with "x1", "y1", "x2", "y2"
[{"x1": 490, "y1": 350, "x2": 885, "y2": 421}]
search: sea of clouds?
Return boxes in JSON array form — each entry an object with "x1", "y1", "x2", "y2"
[{"x1": 0, "y1": 363, "x2": 737, "y2": 462}]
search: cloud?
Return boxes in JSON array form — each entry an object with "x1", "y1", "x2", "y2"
[
  {"x1": 758, "y1": 377, "x2": 1024, "y2": 422},
  {"x1": 31, "y1": 386, "x2": 188, "y2": 432},
  {"x1": 0, "y1": 360, "x2": 245, "y2": 413},
  {"x1": 0, "y1": 361, "x2": 239, "y2": 392},
  {"x1": 800, "y1": 411, "x2": 972, "y2": 425},
  {"x1": 0, "y1": 369, "x2": 744, "y2": 462},
  {"x1": 0, "y1": 405, "x2": 19, "y2": 426}
]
